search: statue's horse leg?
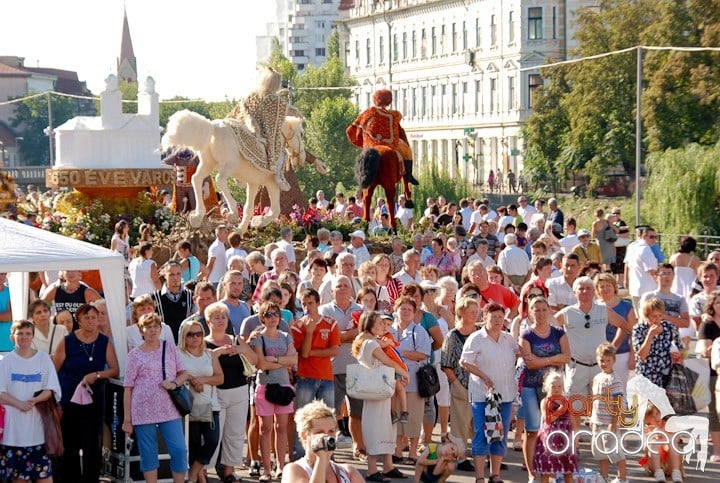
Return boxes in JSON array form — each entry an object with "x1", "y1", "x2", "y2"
[
  {"x1": 213, "y1": 165, "x2": 239, "y2": 225},
  {"x1": 258, "y1": 182, "x2": 281, "y2": 228},
  {"x1": 238, "y1": 182, "x2": 259, "y2": 235},
  {"x1": 362, "y1": 184, "x2": 376, "y2": 223},
  {"x1": 385, "y1": 182, "x2": 398, "y2": 230}
]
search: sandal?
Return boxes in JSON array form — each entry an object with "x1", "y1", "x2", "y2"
[
  {"x1": 259, "y1": 474, "x2": 272, "y2": 482},
  {"x1": 489, "y1": 475, "x2": 505, "y2": 483},
  {"x1": 367, "y1": 472, "x2": 391, "y2": 482},
  {"x1": 402, "y1": 457, "x2": 417, "y2": 465},
  {"x1": 222, "y1": 475, "x2": 240, "y2": 483}
]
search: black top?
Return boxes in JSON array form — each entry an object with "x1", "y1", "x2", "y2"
[
  {"x1": 54, "y1": 283, "x2": 88, "y2": 316},
  {"x1": 206, "y1": 339, "x2": 248, "y2": 389},
  {"x1": 699, "y1": 320, "x2": 720, "y2": 376}
]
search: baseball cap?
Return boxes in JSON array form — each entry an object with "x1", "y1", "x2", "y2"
[{"x1": 349, "y1": 230, "x2": 366, "y2": 240}]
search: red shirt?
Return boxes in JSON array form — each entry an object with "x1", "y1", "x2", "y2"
[
  {"x1": 480, "y1": 283, "x2": 520, "y2": 313},
  {"x1": 291, "y1": 316, "x2": 341, "y2": 381}
]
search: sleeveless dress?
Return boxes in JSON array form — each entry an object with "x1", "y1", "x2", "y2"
[
  {"x1": 597, "y1": 221, "x2": 616, "y2": 264},
  {"x1": 129, "y1": 258, "x2": 157, "y2": 297},
  {"x1": 533, "y1": 399, "x2": 579, "y2": 476},
  {"x1": 358, "y1": 339, "x2": 397, "y2": 456}
]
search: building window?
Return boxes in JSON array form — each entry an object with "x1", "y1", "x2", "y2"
[
  {"x1": 508, "y1": 76, "x2": 515, "y2": 110},
  {"x1": 421, "y1": 28, "x2": 427, "y2": 58},
  {"x1": 475, "y1": 18, "x2": 481, "y2": 47},
  {"x1": 490, "y1": 15, "x2": 497, "y2": 46},
  {"x1": 461, "y1": 81, "x2": 468, "y2": 114},
  {"x1": 379, "y1": 36, "x2": 385, "y2": 63},
  {"x1": 355, "y1": 40, "x2": 360, "y2": 63},
  {"x1": 366, "y1": 39, "x2": 371, "y2": 65},
  {"x1": 430, "y1": 85, "x2": 436, "y2": 117},
  {"x1": 475, "y1": 79, "x2": 482, "y2": 114},
  {"x1": 451, "y1": 83, "x2": 457, "y2": 114},
  {"x1": 462, "y1": 21, "x2": 467, "y2": 50},
  {"x1": 431, "y1": 27, "x2": 437, "y2": 55},
  {"x1": 509, "y1": 11, "x2": 515, "y2": 43},
  {"x1": 452, "y1": 23, "x2": 458, "y2": 52},
  {"x1": 402, "y1": 88, "x2": 407, "y2": 114},
  {"x1": 441, "y1": 84, "x2": 446, "y2": 116},
  {"x1": 315, "y1": 47, "x2": 326, "y2": 56},
  {"x1": 490, "y1": 78, "x2": 497, "y2": 113},
  {"x1": 441, "y1": 25, "x2": 446, "y2": 54},
  {"x1": 301, "y1": 0, "x2": 312, "y2": 4},
  {"x1": 421, "y1": 86, "x2": 427, "y2": 116},
  {"x1": 298, "y1": 63, "x2": 306, "y2": 70},
  {"x1": 528, "y1": 7, "x2": 542, "y2": 40},
  {"x1": 293, "y1": 50, "x2": 305, "y2": 57},
  {"x1": 402, "y1": 32, "x2": 408, "y2": 59},
  {"x1": 365, "y1": 92, "x2": 371, "y2": 107},
  {"x1": 411, "y1": 88, "x2": 417, "y2": 117},
  {"x1": 393, "y1": 33, "x2": 398, "y2": 61},
  {"x1": 412, "y1": 31, "x2": 417, "y2": 58},
  {"x1": 315, "y1": 20, "x2": 326, "y2": 28},
  {"x1": 529, "y1": 74, "x2": 543, "y2": 108},
  {"x1": 552, "y1": 6, "x2": 557, "y2": 39}
]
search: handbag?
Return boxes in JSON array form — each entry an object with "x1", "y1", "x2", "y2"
[
  {"x1": 189, "y1": 387, "x2": 214, "y2": 424},
  {"x1": 240, "y1": 353, "x2": 257, "y2": 377},
  {"x1": 603, "y1": 224, "x2": 618, "y2": 242},
  {"x1": 411, "y1": 325, "x2": 440, "y2": 398},
  {"x1": 259, "y1": 335, "x2": 295, "y2": 406},
  {"x1": 663, "y1": 363, "x2": 697, "y2": 415},
  {"x1": 684, "y1": 356, "x2": 711, "y2": 410},
  {"x1": 32, "y1": 392, "x2": 64, "y2": 456},
  {"x1": 485, "y1": 389, "x2": 504, "y2": 443},
  {"x1": 346, "y1": 363, "x2": 395, "y2": 401},
  {"x1": 162, "y1": 341, "x2": 193, "y2": 416}
]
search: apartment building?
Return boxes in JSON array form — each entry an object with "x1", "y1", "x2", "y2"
[{"x1": 339, "y1": 0, "x2": 596, "y2": 184}]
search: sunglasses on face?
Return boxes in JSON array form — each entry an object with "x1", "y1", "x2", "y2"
[
  {"x1": 186, "y1": 331, "x2": 204, "y2": 338},
  {"x1": 263, "y1": 311, "x2": 281, "y2": 318},
  {"x1": 425, "y1": 288, "x2": 437, "y2": 293},
  {"x1": 584, "y1": 314, "x2": 591, "y2": 329}
]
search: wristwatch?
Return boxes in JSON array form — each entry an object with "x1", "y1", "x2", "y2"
[{"x1": 275, "y1": 356, "x2": 279, "y2": 364}]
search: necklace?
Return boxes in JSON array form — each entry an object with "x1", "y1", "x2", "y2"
[{"x1": 79, "y1": 338, "x2": 96, "y2": 361}]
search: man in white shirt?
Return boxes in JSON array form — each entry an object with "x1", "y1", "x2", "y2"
[
  {"x1": 347, "y1": 230, "x2": 371, "y2": 271},
  {"x1": 547, "y1": 253, "x2": 580, "y2": 312},
  {"x1": 517, "y1": 196, "x2": 537, "y2": 225},
  {"x1": 276, "y1": 226, "x2": 297, "y2": 272},
  {"x1": 318, "y1": 253, "x2": 361, "y2": 304},
  {"x1": 466, "y1": 239, "x2": 495, "y2": 268},
  {"x1": 558, "y1": 218, "x2": 581, "y2": 254},
  {"x1": 393, "y1": 249, "x2": 421, "y2": 286},
  {"x1": 497, "y1": 233, "x2": 531, "y2": 288},
  {"x1": 459, "y1": 198, "x2": 474, "y2": 231},
  {"x1": 206, "y1": 225, "x2": 228, "y2": 288},
  {"x1": 625, "y1": 226, "x2": 659, "y2": 313}
]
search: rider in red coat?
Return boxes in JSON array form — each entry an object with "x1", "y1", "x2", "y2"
[{"x1": 346, "y1": 89, "x2": 419, "y2": 185}]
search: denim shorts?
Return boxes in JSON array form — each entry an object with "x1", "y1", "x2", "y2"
[
  {"x1": 471, "y1": 401, "x2": 512, "y2": 457},
  {"x1": 134, "y1": 419, "x2": 188, "y2": 473},
  {"x1": 295, "y1": 377, "x2": 335, "y2": 409},
  {"x1": 520, "y1": 386, "x2": 543, "y2": 432}
]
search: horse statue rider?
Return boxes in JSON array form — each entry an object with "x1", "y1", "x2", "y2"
[
  {"x1": 162, "y1": 147, "x2": 218, "y2": 213},
  {"x1": 225, "y1": 67, "x2": 303, "y2": 192},
  {"x1": 345, "y1": 88, "x2": 419, "y2": 187}
]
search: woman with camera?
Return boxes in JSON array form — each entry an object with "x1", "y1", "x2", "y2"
[{"x1": 281, "y1": 400, "x2": 364, "y2": 483}]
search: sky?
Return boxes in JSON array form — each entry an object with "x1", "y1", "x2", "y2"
[{"x1": 0, "y1": 0, "x2": 277, "y2": 101}]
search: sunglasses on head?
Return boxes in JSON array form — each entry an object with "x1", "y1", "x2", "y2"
[{"x1": 584, "y1": 314, "x2": 591, "y2": 329}]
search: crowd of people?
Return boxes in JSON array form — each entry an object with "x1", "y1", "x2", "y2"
[{"x1": 2, "y1": 192, "x2": 720, "y2": 483}]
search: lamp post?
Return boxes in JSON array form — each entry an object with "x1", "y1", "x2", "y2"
[{"x1": 14, "y1": 137, "x2": 23, "y2": 167}]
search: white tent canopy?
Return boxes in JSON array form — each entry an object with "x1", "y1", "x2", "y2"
[{"x1": 0, "y1": 218, "x2": 128, "y2": 374}]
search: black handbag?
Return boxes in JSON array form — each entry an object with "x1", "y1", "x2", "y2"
[
  {"x1": 264, "y1": 383, "x2": 296, "y2": 406},
  {"x1": 260, "y1": 335, "x2": 295, "y2": 406},
  {"x1": 410, "y1": 325, "x2": 440, "y2": 397},
  {"x1": 162, "y1": 341, "x2": 193, "y2": 416}
]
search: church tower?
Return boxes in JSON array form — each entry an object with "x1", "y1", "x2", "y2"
[{"x1": 117, "y1": 6, "x2": 137, "y2": 83}]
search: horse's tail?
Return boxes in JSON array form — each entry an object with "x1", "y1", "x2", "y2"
[
  {"x1": 354, "y1": 148, "x2": 381, "y2": 189},
  {"x1": 161, "y1": 109, "x2": 214, "y2": 154}
]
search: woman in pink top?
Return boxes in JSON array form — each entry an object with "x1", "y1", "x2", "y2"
[{"x1": 123, "y1": 313, "x2": 190, "y2": 483}]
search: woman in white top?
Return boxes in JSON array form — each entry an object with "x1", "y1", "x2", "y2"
[
  {"x1": 178, "y1": 320, "x2": 224, "y2": 483},
  {"x1": 0, "y1": 320, "x2": 62, "y2": 483},
  {"x1": 669, "y1": 236, "x2": 702, "y2": 305},
  {"x1": 460, "y1": 302, "x2": 520, "y2": 483},
  {"x1": 111, "y1": 220, "x2": 131, "y2": 267},
  {"x1": 29, "y1": 299, "x2": 68, "y2": 356},
  {"x1": 128, "y1": 242, "x2": 161, "y2": 298}
]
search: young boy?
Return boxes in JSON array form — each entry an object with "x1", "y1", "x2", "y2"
[
  {"x1": 378, "y1": 314, "x2": 409, "y2": 424},
  {"x1": 590, "y1": 342, "x2": 628, "y2": 483},
  {"x1": 413, "y1": 433, "x2": 463, "y2": 483}
]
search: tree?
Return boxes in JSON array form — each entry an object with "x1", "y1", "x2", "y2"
[
  {"x1": 10, "y1": 93, "x2": 78, "y2": 165},
  {"x1": 300, "y1": 97, "x2": 359, "y2": 196}
]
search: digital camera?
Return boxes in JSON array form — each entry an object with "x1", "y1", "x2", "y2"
[{"x1": 311, "y1": 435, "x2": 336, "y2": 452}]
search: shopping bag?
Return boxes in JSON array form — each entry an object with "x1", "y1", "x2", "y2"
[
  {"x1": 684, "y1": 357, "x2": 711, "y2": 410},
  {"x1": 663, "y1": 363, "x2": 697, "y2": 416}
]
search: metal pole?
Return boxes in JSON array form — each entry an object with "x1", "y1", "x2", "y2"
[
  {"x1": 47, "y1": 92, "x2": 54, "y2": 165},
  {"x1": 635, "y1": 46, "x2": 642, "y2": 227}
]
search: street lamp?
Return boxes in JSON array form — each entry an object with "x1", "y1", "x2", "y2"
[{"x1": 14, "y1": 137, "x2": 23, "y2": 167}]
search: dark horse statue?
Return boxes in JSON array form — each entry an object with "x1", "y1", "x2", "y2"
[{"x1": 354, "y1": 146, "x2": 413, "y2": 229}]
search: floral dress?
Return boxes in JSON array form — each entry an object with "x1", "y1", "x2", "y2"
[
  {"x1": 632, "y1": 320, "x2": 683, "y2": 387},
  {"x1": 533, "y1": 398, "x2": 579, "y2": 476}
]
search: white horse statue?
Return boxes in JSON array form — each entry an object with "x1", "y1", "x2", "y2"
[{"x1": 161, "y1": 109, "x2": 326, "y2": 232}]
